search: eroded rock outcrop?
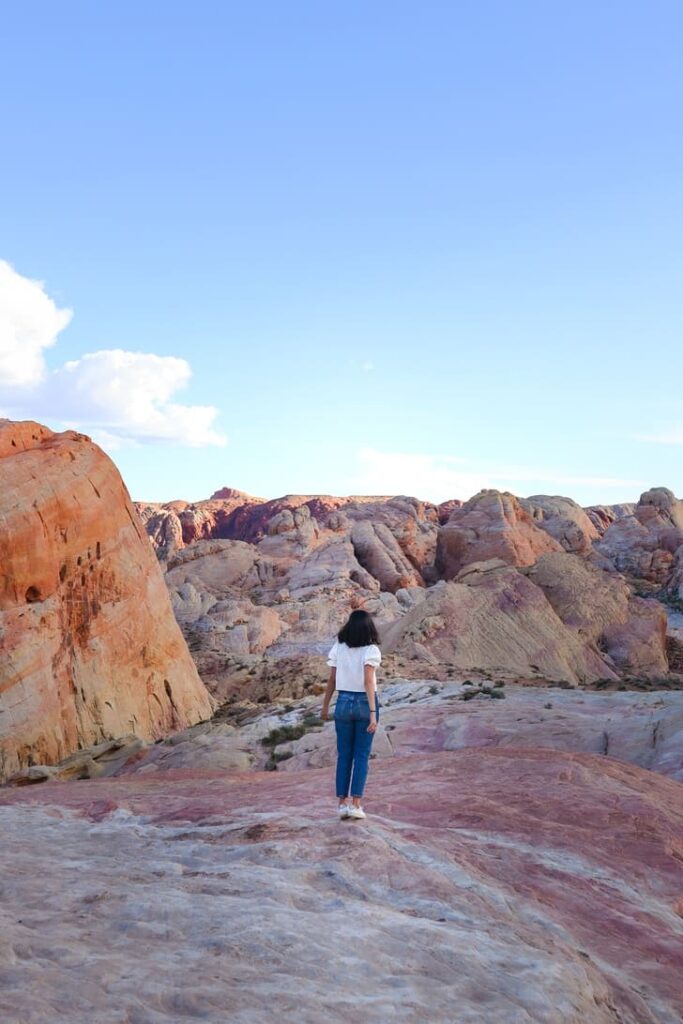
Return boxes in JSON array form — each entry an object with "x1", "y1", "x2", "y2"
[
  {"x1": 585, "y1": 502, "x2": 636, "y2": 535},
  {"x1": 435, "y1": 489, "x2": 563, "y2": 579},
  {"x1": 520, "y1": 494, "x2": 599, "y2": 555},
  {"x1": 136, "y1": 479, "x2": 682, "y2": 696},
  {"x1": 145, "y1": 495, "x2": 440, "y2": 698},
  {"x1": 596, "y1": 488, "x2": 683, "y2": 586},
  {"x1": 0, "y1": 420, "x2": 213, "y2": 779},
  {"x1": 526, "y1": 552, "x2": 669, "y2": 677},
  {"x1": 381, "y1": 563, "x2": 617, "y2": 683}
]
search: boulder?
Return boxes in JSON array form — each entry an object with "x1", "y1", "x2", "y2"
[{"x1": 520, "y1": 494, "x2": 599, "y2": 554}]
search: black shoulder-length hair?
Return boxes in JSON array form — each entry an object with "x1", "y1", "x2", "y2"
[{"x1": 337, "y1": 609, "x2": 380, "y2": 648}]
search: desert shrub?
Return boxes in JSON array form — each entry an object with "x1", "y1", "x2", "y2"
[
  {"x1": 461, "y1": 685, "x2": 505, "y2": 701},
  {"x1": 261, "y1": 723, "x2": 307, "y2": 747},
  {"x1": 302, "y1": 713, "x2": 324, "y2": 728}
]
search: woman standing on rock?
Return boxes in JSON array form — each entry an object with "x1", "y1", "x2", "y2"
[{"x1": 321, "y1": 609, "x2": 382, "y2": 820}]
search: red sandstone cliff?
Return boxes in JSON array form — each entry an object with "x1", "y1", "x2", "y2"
[{"x1": 0, "y1": 420, "x2": 213, "y2": 779}]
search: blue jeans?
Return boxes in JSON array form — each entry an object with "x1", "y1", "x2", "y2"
[{"x1": 334, "y1": 690, "x2": 380, "y2": 799}]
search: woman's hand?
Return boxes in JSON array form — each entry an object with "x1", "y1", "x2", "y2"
[
  {"x1": 321, "y1": 704, "x2": 330, "y2": 721},
  {"x1": 367, "y1": 717, "x2": 377, "y2": 734}
]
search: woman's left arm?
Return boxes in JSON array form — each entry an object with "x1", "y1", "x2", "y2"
[
  {"x1": 321, "y1": 668, "x2": 336, "y2": 720},
  {"x1": 364, "y1": 665, "x2": 377, "y2": 733}
]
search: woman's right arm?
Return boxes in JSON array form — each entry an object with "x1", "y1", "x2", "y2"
[{"x1": 321, "y1": 668, "x2": 336, "y2": 720}]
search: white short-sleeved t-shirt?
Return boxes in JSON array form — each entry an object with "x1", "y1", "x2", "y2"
[{"x1": 327, "y1": 640, "x2": 381, "y2": 692}]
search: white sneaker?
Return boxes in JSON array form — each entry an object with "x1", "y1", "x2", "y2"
[
  {"x1": 338, "y1": 804, "x2": 350, "y2": 819},
  {"x1": 347, "y1": 805, "x2": 366, "y2": 820}
]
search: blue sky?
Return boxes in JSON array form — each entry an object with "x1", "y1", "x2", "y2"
[{"x1": 1, "y1": 1, "x2": 682, "y2": 505}]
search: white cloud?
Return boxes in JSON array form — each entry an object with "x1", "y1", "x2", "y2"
[
  {"x1": 0, "y1": 261, "x2": 226, "y2": 448},
  {"x1": 45, "y1": 350, "x2": 226, "y2": 447},
  {"x1": 0, "y1": 259, "x2": 72, "y2": 387},
  {"x1": 637, "y1": 427, "x2": 683, "y2": 445},
  {"x1": 349, "y1": 447, "x2": 644, "y2": 504}
]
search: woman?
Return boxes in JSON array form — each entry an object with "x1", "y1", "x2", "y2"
[{"x1": 321, "y1": 609, "x2": 382, "y2": 820}]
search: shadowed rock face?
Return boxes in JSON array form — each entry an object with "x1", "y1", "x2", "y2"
[
  {"x1": 585, "y1": 502, "x2": 636, "y2": 535},
  {"x1": 1, "y1": 746, "x2": 681, "y2": 1024},
  {"x1": 0, "y1": 420, "x2": 213, "y2": 779}
]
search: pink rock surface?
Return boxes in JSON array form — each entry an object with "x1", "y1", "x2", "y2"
[
  {"x1": 0, "y1": 420, "x2": 213, "y2": 780},
  {"x1": 1, "y1": 748, "x2": 681, "y2": 1024}
]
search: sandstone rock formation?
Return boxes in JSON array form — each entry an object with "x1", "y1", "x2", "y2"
[
  {"x1": 381, "y1": 564, "x2": 620, "y2": 683},
  {"x1": 136, "y1": 488, "x2": 260, "y2": 560},
  {"x1": 0, "y1": 420, "x2": 213, "y2": 780},
  {"x1": 8, "y1": 679, "x2": 683, "y2": 785},
  {"x1": 526, "y1": 552, "x2": 669, "y2": 677},
  {"x1": 349, "y1": 520, "x2": 423, "y2": 592},
  {"x1": 520, "y1": 494, "x2": 599, "y2": 554},
  {"x1": 435, "y1": 489, "x2": 563, "y2": 579},
  {"x1": 585, "y1": 502, "x2": 636, "y2": 535},
  {"x1": 273, "y1": 680, "x2": 683, "y2": 782},
  {"x1": 135, "y1": 481, "x2": 683, "y2": 698},
  {"x1": 596, "y1": 488, "x2": 683, "y2": 586},
  {"x1": 143, "y1": 495, "x2": 441, "y2": 700},
  {"x1": 670, "y1": 547, "x2": 683, "y2": 601}
]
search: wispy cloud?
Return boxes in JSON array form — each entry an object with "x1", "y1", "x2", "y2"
[
  {"x1": 348, "y1": 447, "x2": 644, "y2": 504},
  {"x1": 0, "y1": 260, "x2": 226, "y2": 449},
  {"x1": 636, "y1": 427, "x2": 683, "y2": 445}
]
